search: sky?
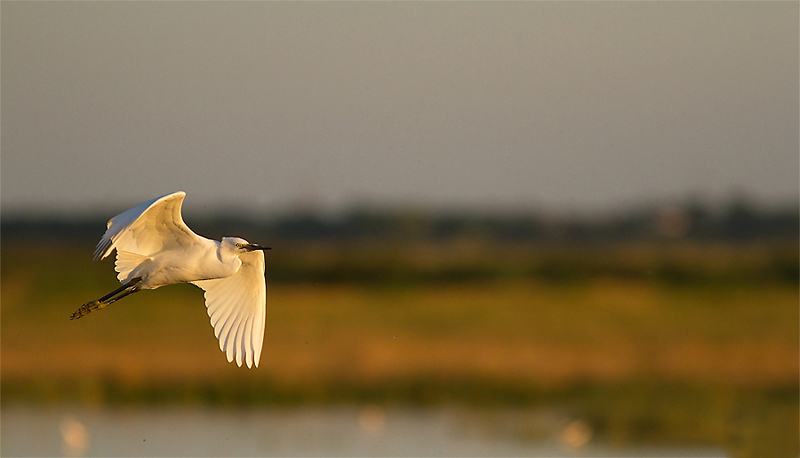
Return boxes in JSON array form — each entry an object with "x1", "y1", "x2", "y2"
[{"x1": 2, "y1": 2, "x2": 797, "y2": 218}]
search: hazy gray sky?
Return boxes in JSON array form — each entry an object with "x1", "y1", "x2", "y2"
[{"x1": 2, "y1": 2, "x2": 797, "y2": 217}]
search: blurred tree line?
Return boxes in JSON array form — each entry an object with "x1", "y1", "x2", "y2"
[{"x1": 4, "y1": 196, "x2": 796, "y2": 245}]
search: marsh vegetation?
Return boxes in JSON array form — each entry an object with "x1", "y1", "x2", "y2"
[{"x1": 2, "y1": 205, "x2": 797, "y2": 456}]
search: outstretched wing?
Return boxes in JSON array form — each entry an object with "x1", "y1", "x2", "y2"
[
  {"x1": 93, "y1": 191, "x2": 203, "y2": 261},
  {"x1": 191, "y1": 250, "x2": 267, "y2": 368}
]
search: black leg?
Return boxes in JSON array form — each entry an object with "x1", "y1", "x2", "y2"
[
  {"x1": 104, "y1": 286, "x2": 139, "y2": 305},
  {"x1": 71, "y1": 278, "x2": 142, "y2": 320},
  {"x1": 95, "y1": 282, "x2": 132, "y2": 303}
]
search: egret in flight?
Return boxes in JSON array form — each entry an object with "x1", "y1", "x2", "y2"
[{"x1": 70, "y1": 191, "x2": 270, "y2": 368}]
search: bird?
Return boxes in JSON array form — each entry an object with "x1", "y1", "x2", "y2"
[{"x1": 70, "y1": 191, "x2": 270, "y2": 368}]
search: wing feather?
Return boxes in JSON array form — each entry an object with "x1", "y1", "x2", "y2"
[
  {"x1": 231, "y1": 313, "x2": 247, "y2": 366},
  {"x1": 223, "y1": 307, "x2": 246, "y2": 363},
  {"x1": 211, "y1": 285, "x2": 241, "y2": 338},
  {"x1": 94, "y1": 191, "x2": 203, "y2": 261},
  {"x1": 192, "y1": 250, "x2": 266, "y2": 368},
  {"x1": 210, "y1": 292, "x2": 236, "y2": 329},
  {"x1": 243, "y1": 316, "x2": 255, "y2": 368}
]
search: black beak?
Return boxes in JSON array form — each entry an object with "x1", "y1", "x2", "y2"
[{"x1": 244, "y1": 244, "x2": 271, "y2": 252}]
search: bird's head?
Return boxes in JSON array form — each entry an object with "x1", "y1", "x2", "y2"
[{"x1": 221, "y1": 237, "x2": 271, "y2": 255}]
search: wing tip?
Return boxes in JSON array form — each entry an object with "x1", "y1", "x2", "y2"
[
  {"x1": 92, "y1": 238, "x2": 113, "y2": 261},
  {"x1": 221, "y1": 345, "x2": 261, "y2": 369},
  {"x1": 162, "y1": 190, "x2": 187, "y2": 202}
]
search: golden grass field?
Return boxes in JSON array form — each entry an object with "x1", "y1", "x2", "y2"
[{"x1": 2, "y1": 239, "x2": 798, "y2": 456}]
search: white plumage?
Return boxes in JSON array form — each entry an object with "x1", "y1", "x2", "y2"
[{"x1": 71, "y1": 191, "x2": 269, "y2": 368}]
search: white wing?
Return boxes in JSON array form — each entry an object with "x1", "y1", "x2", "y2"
[
  {"x1": 192, "y1": 250, "x2": 267, "y2": 368},
  {"x1": 93, "y1": 191, "x2": 203, "y2": 261}
]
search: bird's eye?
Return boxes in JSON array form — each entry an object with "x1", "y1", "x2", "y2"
[{"x1": 235, "y1": 243, "x2": 244, "y2": 248}]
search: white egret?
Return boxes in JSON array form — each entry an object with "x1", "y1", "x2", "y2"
[{"x1": 70, "y1": 191, "x2": 270, "y2": 368}]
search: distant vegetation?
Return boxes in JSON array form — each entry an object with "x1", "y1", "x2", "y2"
[
  {"x1": 2, "y1": 198, "x2": 798, "y2": 457},
  {"x1": 4, "y1": 198, "x2": 797, "y2": 285},
  {"x1": 3, "y1": 197, "x2": 797, "y2": 244}
]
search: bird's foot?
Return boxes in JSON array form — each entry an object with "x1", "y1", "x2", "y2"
[{"x1": 70, "y1": 300, "x2": 107, "y2": 320}]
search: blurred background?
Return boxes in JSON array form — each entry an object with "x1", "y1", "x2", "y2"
[{"x1": 2, "y1": 2, "x2": 798, "y2": 457}]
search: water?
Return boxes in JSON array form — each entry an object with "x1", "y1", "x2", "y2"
[{"x1": 1, "y1": 405, "x2": 727, "y2": 457}]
